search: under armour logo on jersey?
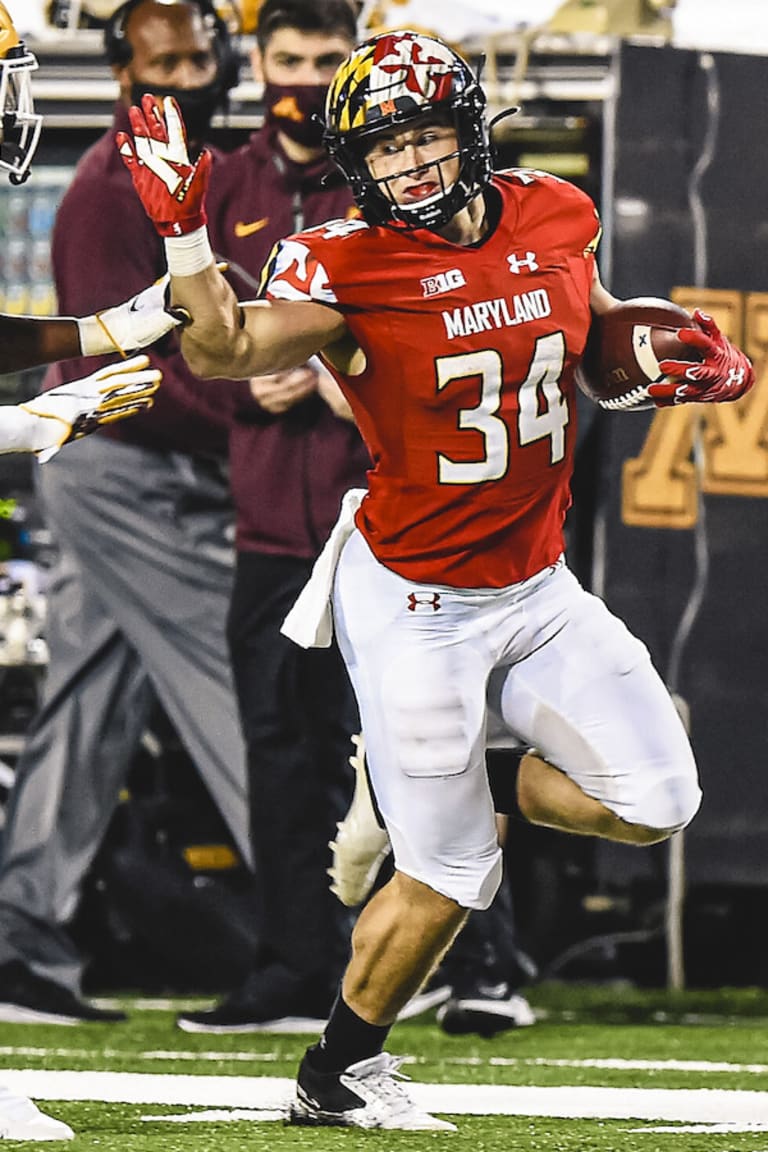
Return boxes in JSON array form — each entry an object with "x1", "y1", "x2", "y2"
[
  {"x1": 507, "y1": 251, "x2": 539, "y2": 274},
  {"x1": 407, "y1": 592, "x2": 441, "y2": 612}
]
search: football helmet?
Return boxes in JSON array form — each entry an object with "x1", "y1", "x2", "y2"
[
  {"x1": 0, "y1": 1, "x2": 42, "y2": 185},
  {"x1": 323, "y1": 30, "x2": 492, "y2": 231}
]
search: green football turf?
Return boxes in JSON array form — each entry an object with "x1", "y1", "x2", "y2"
[{"x1": 3, "y1": 983, "x2": 768, "y2": 1151}]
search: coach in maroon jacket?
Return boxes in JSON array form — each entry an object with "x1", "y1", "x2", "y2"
[{"x1": 175, "y1": 0, "x2": 370, "y2": 1033}]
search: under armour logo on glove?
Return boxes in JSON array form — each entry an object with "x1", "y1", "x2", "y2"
[{"x1": 650, "y1": 309, "x2": 755, "y2": 406}]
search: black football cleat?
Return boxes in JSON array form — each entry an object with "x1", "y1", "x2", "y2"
[{"x1": 0, "y1": 961, "x2": 126, "y2": 1025}]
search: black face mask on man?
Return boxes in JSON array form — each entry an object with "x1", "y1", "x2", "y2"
[
  {"x1": 130, "y1": 78, "x2": 223, "y2": 146},
  {"x1": 263, "y1": 82, "x2": 328, "y2": 149}
]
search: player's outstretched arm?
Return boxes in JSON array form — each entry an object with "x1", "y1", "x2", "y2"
[
  {"x1": 0, "y1": 279, "x2": 183, "y2": 376},
  {"x1": 117, "y1": 94, "x2": 345, "y2": 380},
  {"x1": 76, "y1": 274, "x2": 185, "y2": 359},
  {"x1": 0, "y1": 355, "x2": 161, "y2": 461},
  {"x1": 0, "y1": 314, "x2": 82, "y2": 374}
]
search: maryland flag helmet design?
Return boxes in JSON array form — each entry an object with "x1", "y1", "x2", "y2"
[
  {"x1": 0, "y1": 1, "x2": 42, "y2": 184},
  {"x1": 324, "y1": 30, "x2": 492, "y2": 230}
]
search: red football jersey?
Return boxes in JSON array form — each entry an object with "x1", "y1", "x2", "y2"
[{"x1": 266, "y1": 170, "x2": 600, "y2": 588}]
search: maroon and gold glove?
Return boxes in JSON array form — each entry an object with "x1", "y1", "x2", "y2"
[
  {"x1": 650, "y1": 309, "x2": 754, "y2": 406},
  {"x1": 116, "y1": 94, "x2": 211, "y2": 238}
]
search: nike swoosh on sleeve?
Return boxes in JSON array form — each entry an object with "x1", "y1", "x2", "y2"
[{"x1": 234, "y1": 218, "x2": 270, "y2": 238}]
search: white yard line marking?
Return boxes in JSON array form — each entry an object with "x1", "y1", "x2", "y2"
[
  {"x1": 85, "y1": 1001, "x2": 768, "y2": 1033},
  {"x1": 0, "y1": 1047, "x2": 281, "y2": 1063},
  {"x1": 139, "y1": 1112, "x2": 768, "y2": 1133},
  {"x1": 3, "y1": 1069, "x2": 768, "y2": 1127},
  {"x1": 142, "y1": 1108, "x2": 286, "y2": 1123},
  {"x1": 91, "y1": 999, "x2": 211, "y2": 1012},
  {"x1": 628, "y1": 1124, "x2": 768, "y2": 1133},
  {"x1": 3, "y1": 1048, "x2": 768, "y2": 1074},
  {"x1": 518, "y1": 1057, "x2": 768, "y2": 1074},
  {"x1": 0, "y1": 1070, "x2": 295, "y2": 1110}
]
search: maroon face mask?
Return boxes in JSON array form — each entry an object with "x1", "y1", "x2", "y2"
[{"x1": 263, "y1": 82, "x2": 328, "y2": 149}]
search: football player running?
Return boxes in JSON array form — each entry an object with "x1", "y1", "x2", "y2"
[
  {"x1": 120, "y1": 31, "x2": 754, "y2": 1131},
  {"x1": 0, "y1": 3, "x2": 177, "y2": 1140}
]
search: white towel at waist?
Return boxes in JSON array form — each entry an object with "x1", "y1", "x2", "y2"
[{"x1": 281, "y1": 487, "x2": 367, "y2": 649}]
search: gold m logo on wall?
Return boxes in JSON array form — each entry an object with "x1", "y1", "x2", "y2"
[{"x1": 622, "y1": 288, "x2": 768, "y2": 528}]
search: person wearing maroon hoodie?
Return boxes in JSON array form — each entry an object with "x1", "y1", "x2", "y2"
[
  {"x1": 0, "y1": 0, "x2": 252, "y2": 1025},
  {"x1": 176, "y1": 0, "x2": 371, "y2": 1032}
]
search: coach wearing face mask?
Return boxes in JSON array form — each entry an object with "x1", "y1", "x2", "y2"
[
  {"x1": 0, "y1": 0, "x2": 253, "y2": 1025},
  {"x1": 174, "y1": 0, "x2": 373, "y2": 1033}
]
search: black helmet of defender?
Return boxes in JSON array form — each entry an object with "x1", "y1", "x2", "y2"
[{"x1": 323, "y1": 30, "x2": 491, "y2": 231}]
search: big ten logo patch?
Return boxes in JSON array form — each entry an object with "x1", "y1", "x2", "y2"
[
  {"x1": 622, "y1": 288, "x2": 768, "y2": 528},
  {"x1": 421, "y1": 269, "x2": 466, "y2": 298}
]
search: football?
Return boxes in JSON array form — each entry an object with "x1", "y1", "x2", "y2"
[{"x1": 575, "y1": 297, "x2": 703, "y2": 411}]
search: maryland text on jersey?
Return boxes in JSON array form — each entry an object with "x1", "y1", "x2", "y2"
[{"x1": 442, "y1": 289, "x2": 552, "y2": 341}]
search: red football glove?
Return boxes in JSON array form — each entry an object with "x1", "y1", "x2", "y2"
[
  {"x1": 650, "y1": 309, "x2": 754, "y2": 407},
  {"x1": 116, "y1": 94, "x2": 211, "y2": 238}
]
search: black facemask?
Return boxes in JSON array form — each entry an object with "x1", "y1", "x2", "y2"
[{"x1": 129, "y1": 78, "x2": 224, "y2": 146}]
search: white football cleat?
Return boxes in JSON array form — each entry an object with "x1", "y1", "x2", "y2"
[
  {"x1": 290, "y1": 1051, "x2": 457, "y2": 1131},
  {"x1": 0, "y1": 1085, "x2": 74, "y2": 1141},
  {"x1": 328, "y1": 733, "x2": 391, "y2": 907}
]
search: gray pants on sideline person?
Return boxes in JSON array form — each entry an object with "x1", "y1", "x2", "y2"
[{"x1": 0, "y1": 433, "x2": 249, "y2": 993}]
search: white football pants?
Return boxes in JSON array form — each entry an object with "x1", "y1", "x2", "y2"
[{"x1": 332, "y1": 529, "x2": 701, "y2": 910}]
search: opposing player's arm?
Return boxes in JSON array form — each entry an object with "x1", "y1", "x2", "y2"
[
  {"x1": 0, "y1": 275, "x2": 183, "y2": 376},
  {"x1": 0, "y1": 315, "x2": 81, "y2": 374}
]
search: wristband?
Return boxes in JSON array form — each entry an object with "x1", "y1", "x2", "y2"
[
  {"x1": 164, "y1": 226, "x2": 214, "y2": 278},
  {"x1": 76, "y1": 313, "x2": 124, "y2": 358}
]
